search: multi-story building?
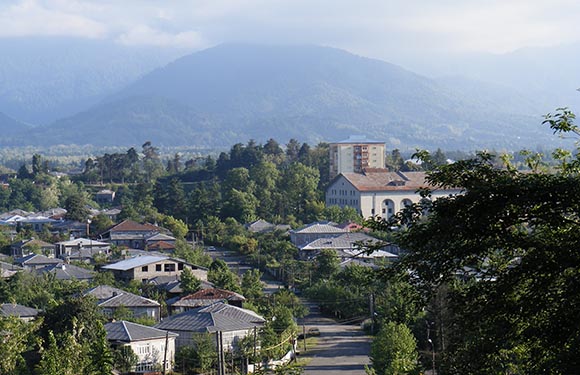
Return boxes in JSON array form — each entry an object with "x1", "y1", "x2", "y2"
[{"x1": 329, "y1": 136, "x2": 385, "y2": 179}]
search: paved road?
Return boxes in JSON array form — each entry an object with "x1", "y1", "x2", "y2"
[{"x1": 298, "y1": 302, "x2": 371, "y2": 375}]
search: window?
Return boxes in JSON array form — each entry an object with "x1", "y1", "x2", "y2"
[
  {"x1": 141, "y1": 266, "x2": 148, "y2": 272},
  {"x1": 156, "y1": 264, "x2": 162, "y2": 272},
  {"x1": 164, "y1": 263, "x2": 176, "y2": 272},
  {"x1": 178, "y1": 263, "x2": 184, "y2": 271}
]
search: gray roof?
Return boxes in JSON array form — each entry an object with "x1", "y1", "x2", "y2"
[
  {"x1": 301, "y1": 232, "x2": 382, "y2": 251},
  {"x1": 0, "y1": 303, "x2": 40, "y2": 318},
  {"x1": 102, "y1": 255, "x2": 169, "y2": 271},
  {"x1": 56, "y1": 238, "x2": 109, "y2": 247},
  {"x1": 105, "y1": 320, "x2": 177, "y2": 343},
  {"x1": 168, "y1": 288, "x2": 245, "y2": 308},
  {"x1": 15, "y1": 254, "x2": 63, "y2": 266},
  {"x1": 291, "y1": 222, "x2": 345, "y2": 234},
  {"x1": 155, "y1": 302, "x2": 265, "y2": 333},
  {"x1": 148, "y1": 276, "x2": 214, "y2": 294},
  {"x1": 246, "y1": 219, "x2": 275, "y2": 233},
  {"x1": 146, "y1": 233, "x2": 176, "y2": 242},
  {"x1": 85, "y1": 285, "x2": 159, "y2": 308},
  {"x1": 36, "y1": 263, "x2": 95, "y2": 280}
]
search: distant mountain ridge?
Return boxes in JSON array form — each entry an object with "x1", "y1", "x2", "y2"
[{"x1": 3, "y1": 43, "x2": 563, "y2": 150}]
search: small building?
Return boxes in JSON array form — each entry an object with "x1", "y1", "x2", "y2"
[
  {"x1": 11, "y1": 238, "x2": 55, "y2": 258},
  {"x1": 15, "y1": 254, "x2": 63, "y2": 270},
  {"x1": 105, "y1": 320, "x2": 178, "y2": 373},
  {"x1": 0, "y1": 303, "x2": 40, "y2": 322},
  {"x1": 36, "y1": 263, "x2": 95, "y2": 282},
  {"x1": 299, "y1": 232, "x2": 391, "y2": 260},
  {"x1": 55, "y1": 237, "x2": 110, "y2": 259},
  {"x1": 0, "y1": 261, "x2": 23, "y2": 278},
  {"x1": 101, "y1": 255, "x2": 208, "y2": 283},
  {"x1": 100, "y1": 220, "x2": 169, "y2": 250},
  {"x1": 85, "y1": 285, "x2": 161, "y2": 321},
  {"x1": 155, "y1": 302, "x2": 265, "y2": 350},
  {"x1": 289, "y1": 222, "x2": 347, "y2": 248},
  {"x1": 147, "y1": 276, "x2": 215, "y2": 298},
  {"x1": 95, "y1": 189, "x2": 116, "y2": 204},
  {"x1": 167, "y1": 288, "x2": 246, "y2": 314}
]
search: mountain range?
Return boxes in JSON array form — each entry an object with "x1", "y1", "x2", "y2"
[{"x1": 1, "y1": 42, "x2": 576, "y2": 150}]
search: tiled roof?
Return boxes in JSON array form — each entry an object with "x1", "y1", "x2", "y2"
[
  {"x1": 338, "y1": 171, "x2": 430, "y2": 192},
  {"x1": 109, "y1": 220, "x2": 162, "y2": 233},
  {"x1": 85, "y1": 285, "x2": 160, "y2": 307},
  {"x1": 155, "y1": 302, "x2": 265, "y2": 333},
  {"x1": 36, "y1": 263, "x2": 95, "y2": 280},
  {"x1": 0, "y1": 303, "x2": 39, "y2": 318},
  {"x1": 292, "y1": 222, "x2": 346, "y2": 234},
  {"x1": 246, "y1": 219, "x2": 275, "y2": 233},
  {"x1": 146, "y1": 233, "x2": 175, "y2": 242},
  {"x1": 105, "y1": 321, "x2": 177, "y2": 342},
  {"x1": 147, "y1": 241, "x2": 175, "y2": 250}
]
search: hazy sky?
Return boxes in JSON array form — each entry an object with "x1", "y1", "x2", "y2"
[{"x1": 1, "y1": 0, "x2": 579, "y2": 60}]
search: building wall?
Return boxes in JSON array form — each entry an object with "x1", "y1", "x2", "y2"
[
  {"x1": 330, "y1": 142, "x2": 385, "y2": 178},
  {"x1": 326, "y1": 175, "x2": 462, "y2": 218},
  {"x1": 128, "y1": 337, "x2": 176, "y2": 373},
  {"x1": 116, "y1": 261, "x2": 208, "y2": 283}
]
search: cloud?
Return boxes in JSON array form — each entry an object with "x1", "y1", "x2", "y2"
[
  {"x1": 117, "y1": 25, "x2": 206, "y2": 49},
  {"x1": 0, "y1": 0, "x2": 107, "y2": 38}
]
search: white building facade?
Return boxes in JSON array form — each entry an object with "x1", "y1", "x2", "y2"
[
  {"x1": 326, "y1": 170, "x2": 461, "y2": 219},
  {"x1": 329, "y1": 136, "x2": 386, "y2": 179}
]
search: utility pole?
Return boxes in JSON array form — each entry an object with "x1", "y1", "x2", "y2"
[
  {"x1": 369, "y1": 293, "x2": 375, "y2": 334},
  {"x1": 303, "y1": 325, "x2": 307, "y2": 352},
  {"x1": 162, "y1": 331, "x2": 169, "y2": 375}
]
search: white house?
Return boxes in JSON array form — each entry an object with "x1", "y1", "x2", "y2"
[
  {"x1": 105, "y1": 320, "x2": 178, "y2": 373},
  {"x1": 325, "y1": 169, "x2": 462, "y2": 219}
]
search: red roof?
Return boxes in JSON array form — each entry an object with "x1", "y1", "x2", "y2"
[{"x1": 109, "y1": 219, "x2": 161, "y2": 232}]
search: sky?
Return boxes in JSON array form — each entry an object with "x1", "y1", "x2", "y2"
[{"x1": 1, "y1": 0, "x2": 580, "y2": 61}]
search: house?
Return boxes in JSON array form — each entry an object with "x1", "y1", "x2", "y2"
[
  {"x1": 325, "y1": 170, "x2": 462, "y2": 219},
  {"x1": 105, "y1": 320, "x2": 178, "y2": 373},
  {"x1": 95, "y1": 189, "x2": 116, "y2": 204},
  {"x1": 15, "y1": 254, "x2": 63, "y2": 270},
  {"x1": 147, "y1": 275, "x2": 215, "y2": 298},
  {"x1": 299, "y1": 232, "x2": 396, "y2": 261},
  {"x1": 55, "y1": 237, "x2": 110, "y2": 260},
  {"x1": 145, "y1": 233, "x2": 176, "y2": 251},
  {"x1": 155, "y1": 302, "x2": 265, "y2": 349},
  {"x1": 101, "y1": 255, "x2": 208, "y2": 283},
  {"x1": 16, "y1": 215, "x2": 57, "y2": 232},
  {"x1": 51, "y1": 220, "x2": 90, "y2": 238},
  {"x1": 100, "y1": 220, "x2": 169, "y2": 250},
  {"x1": 85, "y1": 285, "x2": 161, "y2": 321},
  {"x1": 167, "y1": 288, "x2": 246, "y2": 314},
  {"x1": 289, "y1": 222, "x2": 347, "y2": 248},
  {"x1": 0, "y1": 261, "x2": 23, "y2": 278},
  {"x1": 11, "y1": 238, "x2": 54, "y2": 258},
  {"x1": 36, "y1": 263, "x2": 95, "y2": 282},
  {"x1": 245, "y1": 219, "x2": 275, "y2": 233},
  {"x1": 99, "y1": 208, "x2": 122, "y2": 222},
  {"x1": 0, "y1": 303, "x2": 40, "y2": 322}
]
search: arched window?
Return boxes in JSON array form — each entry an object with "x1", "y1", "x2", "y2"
[{"x1": 381, "y1": 199, "x2": 395, "y2": 219}]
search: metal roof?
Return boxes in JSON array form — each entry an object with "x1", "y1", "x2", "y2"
[
  {"x1": 105, "y1": 320, "x2": 177, "y2": 342},
  {"x1": 102, "y1": 255, "x2": 169, "y2": 271},
  {"x1": 36, "y1": 263, "x2": 95, "y2": 280},
  {"x1": 0, "y1": 303, "x2": 40, "y2": 318},
  {"x1": 155, "y1": 302, "x2": 265, "y2": 333},
  {"x1": 85, "y1": 285, "x2": 160, "y2": 307}
]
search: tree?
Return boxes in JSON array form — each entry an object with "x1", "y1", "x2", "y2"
[
  {"x1": 180, "y1": 266, "x2": 201, "y2": 295},
  {"x1": 208, "y1": 259, "x2": 240, "y2": 292},
  {"x1": 0, "y1": 316, "x2": 41, "y2": 374},
  {"x1": 113, "y1": 346, "x2": 139, "y2": 374},
  {"x1": 241, "y1": 269, "x2": 264, "y2": 301},
  {"x1": 315, "y1": 249, "x2": 340, "y2": 281},
  {"x1": 372, "y1": 144, "x2": 580, "y2": 373},
  {"x1": 64, "y1": 192, "x2": 90, "y2": 222},
  {"x1": 370, "y1": 321, "x2": 419, "y2": 375}
]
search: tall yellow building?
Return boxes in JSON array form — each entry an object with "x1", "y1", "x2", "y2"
[{"x1": 329, "y1": 136, "x2": 385, "y2": 178}]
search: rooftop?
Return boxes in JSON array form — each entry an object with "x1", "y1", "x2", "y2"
[{"x1": 105, "y1": 320, "x2": 177, "y2": 343}]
